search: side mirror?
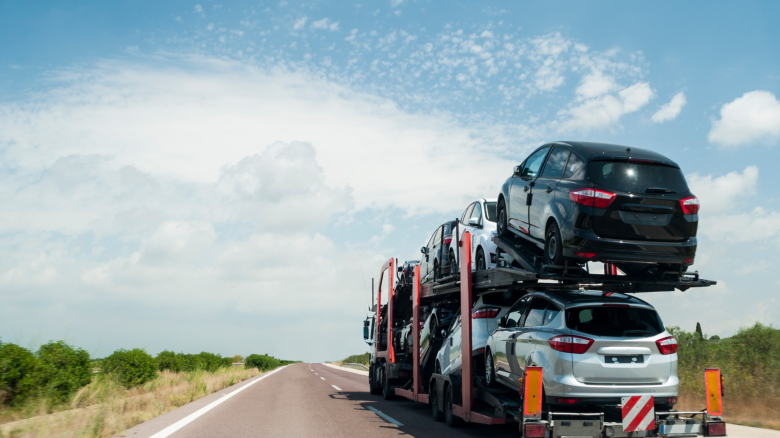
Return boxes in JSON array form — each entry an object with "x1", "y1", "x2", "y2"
[
  {"x1": 468, "y1": 217, "x2": 479, "y2": 226},
  {"x1": 363, "y1": 326, "x2": 369, "y2": 340},
  {"x1": 421, "y1": 246, "x2": 428, "y2": 254},
  {"x1": 513, "y1": 165, "x2": 522, "y2": 176}
]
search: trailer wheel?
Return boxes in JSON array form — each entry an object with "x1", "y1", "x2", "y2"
[
  {"x1": 369, "y1": 364, "x2": 381, "y2": 395},
  {"x1": 382, "y1": 364, "x2": 395, "y2": 400},
  {"x1": 430, "y1": 386, "x2": 444, "y2": 421},
  {"x1": 444, "y1": 385, "x2": 464, "y2": 427}
]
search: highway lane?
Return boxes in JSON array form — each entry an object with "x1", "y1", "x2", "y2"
[{"x1": 120, "y1": 362, "x2": 776, "y2": 438}]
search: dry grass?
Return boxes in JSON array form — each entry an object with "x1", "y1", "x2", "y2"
[
  {"x1": 0, "y1": 367, "x2": 262, "y2": 438},
  {"x1": 677, "y1": 392, "x2": 780, "y2": 431}
]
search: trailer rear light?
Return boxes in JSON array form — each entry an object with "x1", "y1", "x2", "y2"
[
  {"x1": 656, "y1": 336, "x2": 678, "y2": 355},
  {"x1": 680, "y1": 196, "x2": 700, "y2": 214},
  {"x1": 557, "y1": 398, "x2": 579, "y2": 404},
  {"x1": 706, "y1": 422, "x2": 726, "y2": 436},
  {"x1": 548, "y1": 335, "x2": 593, "y2": 354},
  {"x1": 685, "y1": 258, "x2": 693, "y2": 264},
  {"x1": 575, "y1": 251, "x2": 597, "y2": 258},
  {"x1": 666, "y1": 397, "x2": 677, "y2": 405},
  {"x1": 569, "y1": 188, "x2": 616, "y2": 208},
  {"x1": 443, "y1": 234, "x2": 452, "y2": 245},
  {"x1": 472, "y1": 307, "x2": 501, "y2": 319},
  {"x1": 524, "y1": 424, "x2": 547, "y2": 437}
]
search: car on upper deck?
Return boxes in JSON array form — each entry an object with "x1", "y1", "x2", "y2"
[
  {"x1": 455, "y1": 198, "x2": 499, "y2": 271},
  {"x1": 496, "y1": 141, "x2": 699, "y2": 277}
]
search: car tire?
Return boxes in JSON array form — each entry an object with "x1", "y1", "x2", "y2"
[
  {"x1": 476, "y1": 247, "x2": 486, "y2": 271},
  {"x1": 449, "y1": 249, "x2": 457, "y2": 276},
  {"x1": 431, "y1": 386, "x2": 444, "y2": 422},
  {"x1": 545, "y1": 222, "x2": 564, "y2": 265},
  {"x1": 444, "y1": 385, "x2": 464, "y2": 427},
  {"x1": 434, "y1": 260, "x2": 440, "y2": 281},
  {"x1": 369, "y1": 364, "x2": 381, "y2": 395},
  {"x1": 497, "y1": 199, "x2": 509, "y2": 237},
  {"x1": 485, "y1": 350, "x2": 499, "y2": 388},
  {"x1": 382, "y1": 363, "x2": 394, "y2": 400}
]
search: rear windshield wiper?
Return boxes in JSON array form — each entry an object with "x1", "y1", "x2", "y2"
[
  {"x1": 623, "y1": 330, "x2": 654, "y2": 336},
  {"x1": 645, "y1": 187, "x2": 676, "y2": 194}
]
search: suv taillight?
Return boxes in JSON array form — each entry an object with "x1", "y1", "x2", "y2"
[
  {"x1": 472, "y1": 307, "x2": 500, "y2": 319},
  {"x1": 569, "y1": 188, "x2": 616, "y2": 208},
  {"x1": 680, "y1": 196, "x2": 700, "y2": 214},
  {"x1": 443, "y1": 234, "x2": 453, "y2": 245},
  {"x1": 656, "y1": 336, "x2": 678, "y2": 355},
  {"x1": 548, "y1": 335, "x2": 593, "y2": 354}
]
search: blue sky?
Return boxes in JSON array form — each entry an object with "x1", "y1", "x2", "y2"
[{"x1": 1, "y1": 1, "x2": 779, "y2": 362}]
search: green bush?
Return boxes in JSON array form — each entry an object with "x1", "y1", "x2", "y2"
[
  {"x1": 0, "y1": 342, "x2": 39, "y2": 405},
  {"x1": 343, "y1": 353, "x2": 370, "y2": 365},
  {"x1": 221, "y1": 357, "x2": 234, "y2": 368},
  {"x1": 102, "y1": 348, "x2": 158, "y2": 388},
  {"x1": 245, "y1": 354, "x2": 281, "y2": 371},
  {"x1": 36, "y1": 341, "x2": 93, "y2": 402},
  {"x1": 156, "y1": 350, "x2": 183, "y2": 372},
  {"x1": 197, "y1": 352, "x2": 225, "y2": 372}
]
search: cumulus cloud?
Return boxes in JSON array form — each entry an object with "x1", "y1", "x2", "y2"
[
  {"x1": 293, "y1": 16, "x2": 308, "y2": 30},
  {"x1": 310, "y1": 18, "x2": 339, "y2": 31},
  {"x1": 708, "y1": 90, "x2": 780, "y2": 146},
  {"x1": 651, "y1": 92, "x2": 686, "y2": 123},
  {"x1": 557, "y1": 81, "x2": 654, "y2": 132},
  {"x1": 687, "y1": 166, "x2": 758, "y2": 214}
]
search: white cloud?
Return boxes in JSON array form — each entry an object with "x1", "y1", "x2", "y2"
[
  {"x1": 650, "y1": 91, "x2": 686, "y2": 123},
  {"x1": 557, "y1": 81, "x2": 653, "y2": 132},
  {"x1": 699, "y1": 207, "x2": 780, "y2": 243},
  {"x1": 390, "y1": 0, "x2": 404, "y2": 7},
  {"x1": 687, "y1": 166, "x2": 758, "y2": 214},
  {"x1": 310, "y1": 18, "x2": 339, "y2": 31},
  {"x1": 293, "y1": 16, "x2": 308, "y2": 30},
  {"x1": 194, "y1": 4, "x2": 203, "y2": 13},
  {"x1": 708, "y1": 90, "x2": 780, "y2": 147},
  {"x1": 575, "y1": 70, "x2": 619, "y2": 100}
]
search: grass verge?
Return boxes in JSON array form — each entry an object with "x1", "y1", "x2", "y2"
[{"x1": 0, "y1": 367, "x2": 263, "y2": 438}]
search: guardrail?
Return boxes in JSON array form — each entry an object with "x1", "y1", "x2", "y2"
[{"x1": 341, "y1": 363, "x2": 369, "y2": 371}]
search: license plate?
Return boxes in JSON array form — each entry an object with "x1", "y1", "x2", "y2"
[{"x1": 605, "y1": 355, "x2": 644, "y2": 364}]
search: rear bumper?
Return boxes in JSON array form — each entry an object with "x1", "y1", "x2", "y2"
[
  {"x1": 564, "y1": 230, "x2": 696, "y2": 264},
  {"x1": 544, "y1": 373, "x2": 679, "y2": 400}
]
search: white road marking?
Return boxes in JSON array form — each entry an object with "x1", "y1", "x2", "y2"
[
  {"x1": 332, "y1": 385, "x2": 342, "y2": 391},
  {"x1": 315, "y1": 373, "x2": 318, "y2": 375},
  {"x1": 321, "y1": 377, "x2": 325, "y2": 380},
  {"x1": 148, "y1": 366, "x2": 287, "y2": 438},
  {"x1": 366, "y1": 406, "x2": 403, "y2": 427}
]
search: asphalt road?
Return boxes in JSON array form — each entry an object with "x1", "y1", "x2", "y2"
[{"x1": 120, "y1": 362, "x2": 778, "y2": 438}]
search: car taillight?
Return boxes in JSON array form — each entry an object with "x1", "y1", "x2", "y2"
[
  {"x1": 575, "y1": 252, "x2": 597, "y2": 258},
  {"x1": 472, "y1": 307, "x2": 500, "y2": 319},
  {"x1": 680, "y1": 196, "x2": 700, "y2": 214},
  {"x1": 569, "y1": 188, "x2": 616, "y2": 208},
  {"x1": 443, "y1": 234, "x2": 452, "y2": 245},
  {"x1": 706, "y1": 422, "x2": 726, "y2": 436},
  {"x1": 524, "y1": 424, "x2": 546, "y2": 437},
  {"x1": 656, "y1": 336, "x2": 678, "y2": 355},
  {"x1": 557, "y1": 398, "x2": 579, "y2": 404},
  {"x1": 548, "y1": 335, "x2": 593, "y2": 354}
]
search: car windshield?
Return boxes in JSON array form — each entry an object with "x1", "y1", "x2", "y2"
[
  {"x1": 484, "y1": 202, "x2": 497, "y2": 222},
  {"x1": 589, "y1": 160, "x2": 689, "y2": 194},
  {"x1": 566, "y1": 306, "x2": 664, "y2": 337}
]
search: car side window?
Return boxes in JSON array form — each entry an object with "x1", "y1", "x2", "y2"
[
  {"x1": 523, "y1": 298, "x2": 548, "y2": 327},
  {"x1": 521, "y1": 147, "x2": 550, "y2": 179},
  {"x1": 505, "y1": 297, "x2": 530, "y2": 328},
  {"x1": 433, "y1": 225, "x2": 442, "y2": 245},
  {"x1": 540, "y1": 147, "x2": 571, "y2": 179},
  {"x1": 470, "y1": 202, "x2": 483, "y2": 226},
  {"x1": 563, "y1": 153, "x2": 586, "y2": 179},
  {"x1": 543, "y1": 302, "x2": 562, "y2": 325},
  {"x1": 461, "y1": 203, "x2": 475, "y2": 224},
  {"x1": 427, "y1": 227, "x2": 439, "y2": 249}
]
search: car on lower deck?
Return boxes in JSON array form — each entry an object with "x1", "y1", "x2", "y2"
[
  {"x1": 496, "y1": 141, "x2": 698, "y2": 277},
  {"x1": 485, "y1": 290, "x2": 679, "y2": 411}
]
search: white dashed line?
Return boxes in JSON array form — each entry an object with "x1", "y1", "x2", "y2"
[
  {"x1": 321, "y1": 377, "x2": 325, "y2": 380},
  {"x1": 332, "y1": 385, "x2": 342, "y2": 391},
  {"x1": 366, "y1": 406, "x2": 403, "y2": 427}
]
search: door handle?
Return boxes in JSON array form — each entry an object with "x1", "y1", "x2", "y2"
[
  {"x1": 545, "y1": 186, "x2": 553, "y2": 193},
  {"x1": 523, "y1": 185, "x2": 530, "y2": 192}
]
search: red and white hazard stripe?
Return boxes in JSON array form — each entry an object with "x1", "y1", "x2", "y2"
[{"x1": 622, "y1": 395, "x2": 655, "y2": 432}]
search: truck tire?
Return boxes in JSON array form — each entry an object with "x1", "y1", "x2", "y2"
[
  {"x1": 382, "y1": 363, "x2": 395, "y2": 400},
  {"x1": 369, "y1": 364, "x2": 381, "y2": 395},
  {"x1": 444, "y1": 385, "x2": 464, "y2": 427},
  {"x1": 431, "y1": 385, "x2": 444, "y2": 422}
]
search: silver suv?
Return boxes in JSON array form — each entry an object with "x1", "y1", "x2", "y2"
[{"x1": 485, "y1": 290, "x2": 679, "y2": 410}]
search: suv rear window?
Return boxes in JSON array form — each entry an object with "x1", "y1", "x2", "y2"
[
  {"x1": 566, "y1": 306, "x2": 664, "y2": 337},
  {"x1": 589, "y1": 160, "x2": 689, "y2": 194}
]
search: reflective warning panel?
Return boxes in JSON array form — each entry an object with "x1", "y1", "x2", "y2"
[
  {"x1": 705, "y1": 368, "x2": 723, "y2": 416},
  {"x1": 523, "y1": 367, "x2": 543, "y2": 419},
  {"x1": 622, "y1": 395, "x2": 655, "y2": 432}
]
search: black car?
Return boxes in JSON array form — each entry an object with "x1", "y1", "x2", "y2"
[
  {"x1": 419, "y1": 220, "x2": 459, "y2": 284},
  {"x1": 496, "y1": 142, "x2": 698, "y2": 276},
  {"x1": 396, "y1": 260, "x2": 420, "y2": 286}
]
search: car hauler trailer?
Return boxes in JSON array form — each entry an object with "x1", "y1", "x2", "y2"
[{"x1": 365, "y1": 231, "x2": 725, "y2": 437}]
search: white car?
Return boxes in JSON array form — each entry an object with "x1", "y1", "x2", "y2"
[{"x1": 455, "y1": 198, "x2": 499, "y2": 271}]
